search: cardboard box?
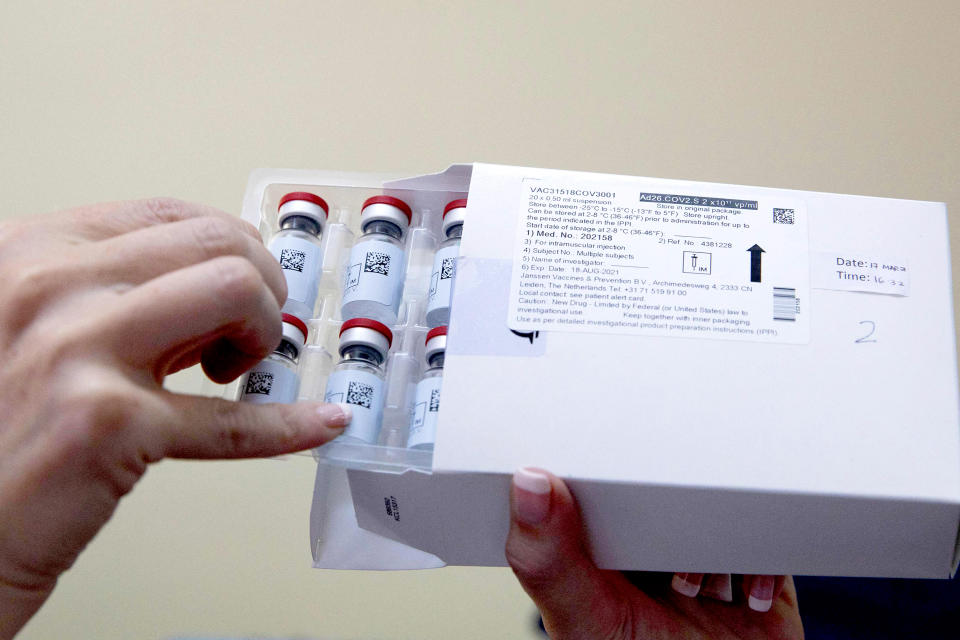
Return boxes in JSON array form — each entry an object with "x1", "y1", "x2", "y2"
[{"x1": 241, "y1": 164, "x2": 960, "y2": 578}]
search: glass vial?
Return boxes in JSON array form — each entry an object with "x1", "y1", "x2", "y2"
[
  {"x1": 267, "y1": 192, "x2": 328, "y2": 324},
  {"x1": 407, "y1": 326, "x2": 446, "y2": 450},
  {"x1": 324, "y1": 318, "x2": 393, "y2": 444},
  {"x1": 426, "y1": 199, "x2": 466, "y2": 328},
  {"x1": 240, "y1": 314, "x2": 308, "y2": 404},
  {"x1": 340, "y1": 195, "x2": 411, "y2": 326}
]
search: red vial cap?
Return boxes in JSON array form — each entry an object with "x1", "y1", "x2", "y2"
[
  {"x1": 443, "y1": 198, "x2": 468, "y2": 218},
  {"x1": 340, "y1": 317, "x2": 393, "y2": 348},
  {"x1": 362, "y1": 195, "x2": 412, "y2": 223},
  {"x1": 278, "y1": 192, "x2": 329, "y2": 213},
  {"x1": 281, "y1": 313, "x2": 309, "y2": 341},
  {"x1": 426, "y1": 326, "x2": 448, "y2": 343}
]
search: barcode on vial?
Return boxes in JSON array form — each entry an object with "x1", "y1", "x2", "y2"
[{"x1": 773, "y1": 287, "x2": 797, "y2": 321}]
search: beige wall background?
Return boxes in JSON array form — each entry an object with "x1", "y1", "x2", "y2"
[{"x1": 2, "y1": 1, "x2": 957, "y2": 638}]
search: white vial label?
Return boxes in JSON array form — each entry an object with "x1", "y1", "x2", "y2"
[
  {"x1": 407, "y1": 375, "x2": 442, "y2": 449},
  {"x1": 426, "y1": 243, "x2": 458, "y2": 325},
  {"x1": 240, "y1": 359, "x2": 300, "y2": 404},
  {"x1": 341, "y1": 239, "x2": 406, "y2": 315},
  {"x1": 268, "y1": 235, "x2": 321, "y2": 318},
  {"x1": 324, "y1": 369, "x2": 386, "y2": 444}
]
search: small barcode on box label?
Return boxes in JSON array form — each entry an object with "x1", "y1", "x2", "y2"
[
  {"x1": 773, "y1": 208, "x2": 795, "y2": 224},
  {"x1": 774, "y1": 287, "x2": 797, "y2": 321}
]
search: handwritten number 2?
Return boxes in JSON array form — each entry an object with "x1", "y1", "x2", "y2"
[{"x1": 856, "y1": 320, "x2": 877, "y2": 343}]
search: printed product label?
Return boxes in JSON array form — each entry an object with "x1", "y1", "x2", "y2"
[
  {"x1": 268, "y1": 235, "x2": 321, "y2": 314},
  {"x1": 240, "y1": 359, "x2": 300, "y2": 404},
  {"x1": 341, "y1": 239, "x2": 406, "y2": 313},
  {"x1": 426, "y1": 244, "x2": 459, "y2": 317},
  {"x1": 324, "y1": 369, "x2": 386, "y2": 444},
  {"x1": 508, "y1": 179, "x2": 810, "y2": 343},
  {"x1": 407, "y1": 375, "x2": 442, "y2": 448}
]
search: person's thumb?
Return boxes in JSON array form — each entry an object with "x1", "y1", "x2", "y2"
[
  {"x1": 158, "y1": 392, "x2": 351, "y2": 458},
  {"x1": 505, "y1": 467, "x2": 631, "y2": 639}
]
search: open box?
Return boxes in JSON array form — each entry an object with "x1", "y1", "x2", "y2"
[{"x1": 239, "y1": 163, "x2": 960, "y2": 577}]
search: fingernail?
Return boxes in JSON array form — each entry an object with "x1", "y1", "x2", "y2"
[
  {"x1": 748, "y1": 575, "x2": 775, "y2": 612},
  {"x1": 670, "y1": 573, "x2": 704, "y2": 598},
  {"x1": 317, "y1": 403, "x2": 352, "y2": 429},
  {"x1": 512, "y1": 467, "x2": 551, "y2": 527},
  {"x1": 701, "y1": 573, "x2": 733, "y2": 602}
]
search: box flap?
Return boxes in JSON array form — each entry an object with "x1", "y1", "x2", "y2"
[{"x1": 310, "y1": 463, "x2": 444, "y2": 570}]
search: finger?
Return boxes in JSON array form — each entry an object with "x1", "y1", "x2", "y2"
[
  {"x1": 88, "y1": 215, "x2": 286, "y2": 305},
  {"x1": 157, "y1": 392, "x2": 351, "y2": 459},
  {"x1": 110, "y1": 255, "x2": 282, "y2": 379},
  {"x1": 670, "y1": 572, "x2": 705, "y2": 598},
  {"x1": 200, "y1": 336, "x2": 265, "y2": 384},
  {"x1": 163, "y1": 343, "x2": 209, "y2": 377},
  {"x1": 700, "y1": 573, "x2": 734, "y2": 602},
  {"x1": 156, "y1": 335, "x2": 264, "y2": 382},
  {"x1": 57, "y1": 197, "x2": 261, "y2": 242},
  {"x1": 505, "y1": 468, "x2": 636, "y2": 639},
  {"x1": 742, "y1": 574, "x2": 787, "y2": 612},
  {"x1": 777, "y1": 576, "x2": 799, "y2": 611}
]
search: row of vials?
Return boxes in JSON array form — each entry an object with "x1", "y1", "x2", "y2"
[
  {"x1": 235, "y1": 192, "x2": 465, "y2": 451},
  {"x1": 266, "y1": 191, "x2": 465, "y2": 328}
]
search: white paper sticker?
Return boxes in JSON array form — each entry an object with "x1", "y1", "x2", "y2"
[
  {"x1": 268, "y1": 234, "x2": 322, "y2": 315},
  {"x1": 324, "y1": 369, "x2": 386, "y2": 444},
  {"x1": 240, "y1": 359, "x2": 300, "y2": 404},
  {"x1": 508, "y1": 179, "x2": 810, "y2": 343},
  {"x1": 341, "y1": 239, "x2": 406, "y2": 313},
  {"x1": 426, "y1": 243, "x2": 459, "y2": 325},
  {"x1": 811, "y1": 252, "x2": 909, "y2": 296},
  {"x1": 407, "y1": 375, "x2": 442, "y2": 448}
]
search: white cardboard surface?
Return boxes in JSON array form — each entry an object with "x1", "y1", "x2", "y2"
[
  {"x1": 433, "y1": 164, "x2": 960, "y2": 576},
  {"x1": 286, "y1": 163, "x2": 960, "y2": 577},
  {"x1": 440, "y1": 165, "x2": 960, "y2": 501}
]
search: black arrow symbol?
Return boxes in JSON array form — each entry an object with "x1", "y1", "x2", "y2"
[
  {"x1": 747, "y1": 244, "x2": 765, "y2": 282},
  {"x1": 510, "y1": 329, "x2": 540, "y2": 344}
]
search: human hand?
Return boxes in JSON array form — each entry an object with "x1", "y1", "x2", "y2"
[
  {"x1": 505, "y1": 468, "x2": 803, "y2": 639},
  {"x1": 0, "y1": 199, "x2": 350, "y2": 638}
]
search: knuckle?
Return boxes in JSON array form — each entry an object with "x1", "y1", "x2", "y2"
[
  {"x1": 48, "y1": 317, "x2": 101, "y2": 355},
  {"x1": 210, "y1": 398, "x2": 260, "y2": 455},
  {"x1": 220, "y1": 425, "x2": 256, "y2": 456},
  {"x1": 33, "y1": 320, "x2": 109, "y2": 386},
  {"x1": 273, "y1": 404, "x2": 304, "y2": 442},
  {"x1": 258, "y1": 316, "x2": 284, "y2": 353},
  {"x1": 46, "y1": 367, "x2": 158, "y2": 498},
  {"x1": 505, "y1": 537, "x2": 561, "y2": 587},
  {"x1": 0, "y1": 261, "x2": 60, "y2": 325},
  {"x1": 55, "y1": 370, "x2": 139, "y2": 443},
  {"x1": 191, "y1": 216, "x2": 245, "y2": 257},
  {"x1": 209, "y1": 399, "x2": 299, "y2": 457},
  {"x1": 212, "y1": 256, "x2": 265, "y2": 303},
  {"x1": 3, "y1": 263, "x2": 42, "y2": 304},
  {"x1": 0, "y1": 219, "x2": 28, "y2": 249},
  {"x1": 141, "y1": 196, "x2": 192, "y2": 224},
  {"x1": 592, "y1": 609, "x2": 636, "y2": 640},
  {"x1": 238, "y1": 219, "x2": 263, "y2": 242}
]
